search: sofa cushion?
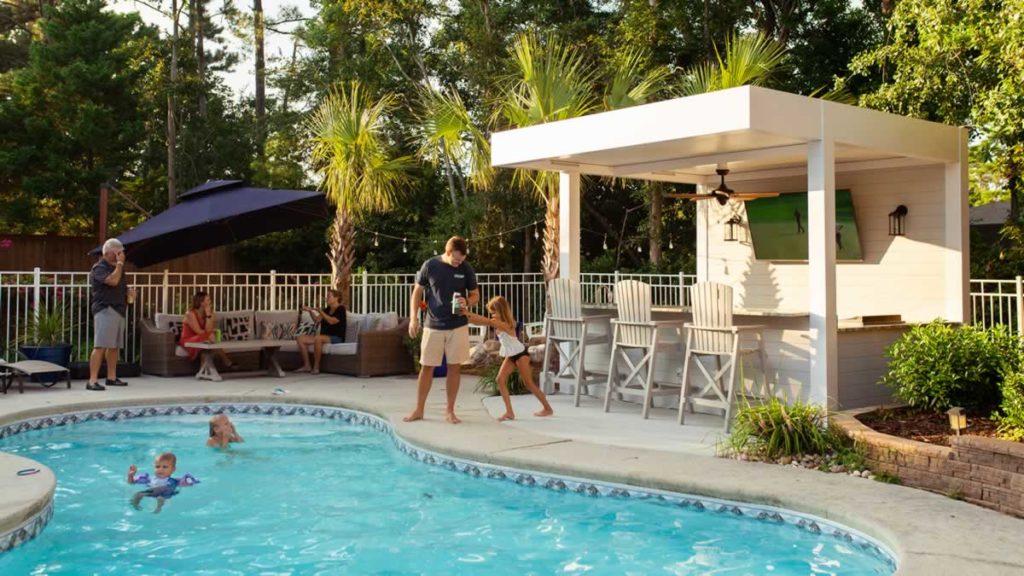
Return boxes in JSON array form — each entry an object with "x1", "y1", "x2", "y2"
[
  {"x1": 219, "y1": 311, "x2": 253, "y2": 341},
  {"x1": 278, "y1": 340, "x2": 358, "y2": 355},
  {"x1": 325, "y1": 342, "x2": 358, "y2": 355},
  {"x1": 155, "y1": 313, "x2": 185, "y2": 341},
  {"x1": 376, "y1": 312, "x2": 399, "y2": 331}
]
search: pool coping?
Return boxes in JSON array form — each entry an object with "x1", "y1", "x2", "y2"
[
  {"x1": 0, "y1": 389, "x2": 1022, "y2": 575},
  {"x1": 0, "y1": 401, "x2": 897, "y2": 571}
]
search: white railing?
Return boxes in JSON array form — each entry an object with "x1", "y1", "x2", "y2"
[
  {"x1": 4, "y1": 269, "x2": 1020, "y2": 364},
  {"x1": 970, "y1": 277, "x2": 1023, "y2": 334}
]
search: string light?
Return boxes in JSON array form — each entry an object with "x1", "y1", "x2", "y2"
[
  {"x1": 668, "y1": 237, "x2": 674, "y2": 250},
  {"x1": 374, "y1": 233, "x2": 379, "y2": 248},
  {"x1": 402, "y1": 237, "x2": 407, "y2": 253},
  {"x1": 499, "y1": 234, "x2": 505, "y2": 249},
  {"x1": 534, "y1": 223, "x2": 539, "y2": 240},
  {"x1": 352, "y1": 219, "x2": 543, "y2": 253},
  {"x1": 636, "y1": 244, "x2": 642, "y2": 253},
  {"x1": 602, "y1": 234, "x2": 608, "y2": 250}
]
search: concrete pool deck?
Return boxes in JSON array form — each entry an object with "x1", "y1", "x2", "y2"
[{"x1": 0, "y1": 373, "x2": 1021, "y2": 574}]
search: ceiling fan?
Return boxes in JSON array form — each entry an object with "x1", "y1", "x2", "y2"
[{"x1": 665, "y1": 168, "x2": 780, "y2": 205}]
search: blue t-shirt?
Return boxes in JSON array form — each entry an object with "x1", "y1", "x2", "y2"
[{"x1": 416, "y1": 256, "x2": 477, "y2": 330}]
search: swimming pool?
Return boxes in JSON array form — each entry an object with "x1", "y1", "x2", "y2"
[{"x1": 0, "y1": 404, "x2": 895, "y2": 574}]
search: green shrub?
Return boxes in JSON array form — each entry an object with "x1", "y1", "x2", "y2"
[
  {"x1": 995, "y1": 371, "x2": 1024, "y2": 441},
  {"x1": 474, "y1": 362, "x2": 528, "y2": 396},
  {"x1": 882, "y1": 321, "x2": 1002, "y2": 412},
  {"x1": 723, "y1": 398, "x2": 845, "y2": 460}
]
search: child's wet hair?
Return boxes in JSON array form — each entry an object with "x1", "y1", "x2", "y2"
[{"x1": 156, "y1": 452, "x2": 177, "y2": 466}]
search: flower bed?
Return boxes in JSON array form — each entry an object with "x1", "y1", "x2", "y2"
[{"x1": 836, "y1": 411, "x2": 1024, "y2": 517}]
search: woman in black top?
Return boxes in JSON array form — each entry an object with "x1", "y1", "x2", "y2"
[{"x1": 295, "y1": 289, "x2": 347, "y2": 375}]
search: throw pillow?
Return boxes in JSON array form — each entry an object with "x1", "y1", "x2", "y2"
[
  {"x1": 296, "y1": 311, "x2": 319, "y2": 337},
  {"x1": 377, "y1": 312, "x2": 399, "y2": 331},
  {"x1": 262, "y1": 321, "x2": 298, "y2": 340},
  {"x1": 222, "y1": 315, "x2": 252, "y2": 341},
  {"x1": 155, "y1": 313, "x2": 185, "y2": 341}
]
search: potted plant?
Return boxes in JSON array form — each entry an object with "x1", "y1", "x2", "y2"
[{"x1": 19, "y1": 305, "x2": 72, "y2": 380}]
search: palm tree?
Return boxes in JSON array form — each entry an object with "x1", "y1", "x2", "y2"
[
  {"x1": 414, "y1": 86, "x2": 493, "y2": 206},
  {"x1": 307, "y1": 81, "x2": 414, "y2": 306},
  {"x1": 675, "y1": 32, "x2": 787, "y2": 97},
  {"x1": 496, "y1": 32, "x2": 599, "y2": 280}
]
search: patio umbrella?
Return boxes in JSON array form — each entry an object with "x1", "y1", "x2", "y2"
[{"x1": 90, "y1": 180, "x2": 329, "y2": 267}]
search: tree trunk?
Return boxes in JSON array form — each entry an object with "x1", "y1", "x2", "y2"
[
  {"x1": 541, "y1": 186, "x2": 559, "y2": 281},
  {"x1": 328, "y1": 211, "x2": 356, "y2": 309},
  {"x1": 194, "y1": 0, "x2": 207, "y2": 117},
  {"x1": 281, "y1": 36, "x2": 299, "y2": 114},
  {"x1": 167, "y1": 0, "x2": 179, "y2": 207},
  {"x1": 649, "y1": 182, "x2": 662, "y2": 266},
  {"x1": 254, "y1": 0, "x2": 266, "y2": 161}
]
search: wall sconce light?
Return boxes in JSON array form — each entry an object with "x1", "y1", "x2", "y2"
[
  {"x1": 946, "y1": 406, "x2": 967, "y2": 436},
  {"x1": 889, "y1": 205, "x2": 908, "y2": 236},
  {"x1": 724, "y1": 216, "x2": 744, "y2": 242}
]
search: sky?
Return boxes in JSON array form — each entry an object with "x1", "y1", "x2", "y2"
[{"x1": 109, "y1": 0, "x2": 316, "y2": 99}]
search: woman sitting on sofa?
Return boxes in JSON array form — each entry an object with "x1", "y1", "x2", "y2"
[
  {"x1": 180, "y1": 291, "x2": 237, "y2": 370},
  {"x1": 295, "y1": 289, "x2": 347, "y2": 375}
]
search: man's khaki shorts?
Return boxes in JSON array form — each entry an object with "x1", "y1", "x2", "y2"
[{"x1": 420, "y1": 326, "x2": 470, "y2": 367}]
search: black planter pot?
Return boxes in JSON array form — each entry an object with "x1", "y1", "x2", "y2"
[{"x1": 18, "y1": 344, "x2": 72, "y2": 383}]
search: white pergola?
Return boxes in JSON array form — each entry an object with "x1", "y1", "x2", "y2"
[{"x1": 491, "y1": 86, "x2": 969, "y2": 407}]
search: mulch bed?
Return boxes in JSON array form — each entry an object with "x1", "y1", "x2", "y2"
[{"x1": 856, "y1": 406, "x2": 1006, "y2": 447}]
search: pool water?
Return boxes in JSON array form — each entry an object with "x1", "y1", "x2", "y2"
[{"x1": 0, "y1": 414, "x2": 894, "y2": 575}]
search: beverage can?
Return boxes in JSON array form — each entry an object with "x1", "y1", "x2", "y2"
[
  {"x1": 214, "y1": 329, "x2": 223, "y2": 342},
  {"x1": 452, "y1": 292, "x2": 461, "y2": 315}
]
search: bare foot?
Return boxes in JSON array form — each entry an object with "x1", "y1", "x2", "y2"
[
  {"x1": 445, "y1": 412, "x2": 462, "y2": 424},
  {"x1": 403, "y1": 410, "x2": 424, "y2": 422},
  {"x1": 310, "y1": 369, "x2": 320, "y2": 375},
  {"x1": 498, "y1": 412, "x2": 515, "y2": 421},
  {"x1": 294, "y1": 366, "x2": 311, "y2": 373},
  {"x1": 534, "y1": 408, "x2": 554, "y2": 417}
]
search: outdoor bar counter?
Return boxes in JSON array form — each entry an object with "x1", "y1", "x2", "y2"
[{"x1": 578, "y1": 305, "x2": 909, "y2": 410}]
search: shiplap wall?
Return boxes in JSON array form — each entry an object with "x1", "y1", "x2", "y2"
[{"x1": 704, "y1": 165, "x2": 950, "y2": 322}]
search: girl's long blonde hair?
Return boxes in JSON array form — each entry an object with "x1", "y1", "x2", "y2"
[{"x1": 486, "y1": 296, "x2": 516, "y2": 331}]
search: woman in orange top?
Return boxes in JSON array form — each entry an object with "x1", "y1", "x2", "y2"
[{"x1": 179, "y1": 291, "x2": 236, "y2": 369}]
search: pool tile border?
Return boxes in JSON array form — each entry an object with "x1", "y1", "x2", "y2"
[{"x1": 0, "y1": 402, "x2": 897, "y2": 570}]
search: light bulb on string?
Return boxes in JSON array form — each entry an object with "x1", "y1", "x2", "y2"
[
  {"x1": 433, "y1": 240, "x2": 438, "y2": 255},
  {"x1": 669, "y1": 237, "x2": 674, "y2": 250},
  {"x1": 602, "y1": 234, "x2": 608, "y2": 250},
  {"x1": 402, "y1": 238, "x2": 407, "y2": 253},
  {"x1": 499, "y1": 234, "x2": 505, "y2": 249},
  {"x1": 637, "y1": 244, "x2": 642, "y2": 253},
  {"x1": 534, "y1": 223, "x2": 539, "y2": 240},
  {"x1": 374, "y1": 233, "x2": 379, "y2": 248}
]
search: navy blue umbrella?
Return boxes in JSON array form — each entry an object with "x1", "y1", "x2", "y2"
[{"x1": 91, "y1": 180, "x2": 329, "y2": 267}]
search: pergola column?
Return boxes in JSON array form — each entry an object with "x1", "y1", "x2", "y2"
[
  {"x1": 944, "y1": 127, "x2": 970, "y2": 323},
  {"x1": 807, "y1": 136, "x2": 838, "y2": 408},
  {"x1": 559, "y1": 171, "x2": 581, "y2": 282}
]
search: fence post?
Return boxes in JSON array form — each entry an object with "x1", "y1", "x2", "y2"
[
  {"x1": 613, "y1": 270, "x2": 620, "y2": 305},
  {"x1": 32, "y1": 267, "x2": 41, "y2": 320},
  {"x1": 1016, "y1": 275, "x2": 1023, "y2": 337},
  {"x1": 161, "y1": 270, "x2": 170, "y2": 313},
  {"x1": 269, "y1": 269, "x2": 277, "y2": 311},
  {"x1": 361, "y1": 270, "x2": 369, "y2": 314},
  {"x1": 679, "y1": 271, "x2": 686, "y2": 307}
]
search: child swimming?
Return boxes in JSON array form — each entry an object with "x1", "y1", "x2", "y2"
[
  {"x1": 127, "y1": 452, "x2": 197, "y2": 513},
  {"x1": 207, "y1": 414, "x2": 244, "y2": 448}
]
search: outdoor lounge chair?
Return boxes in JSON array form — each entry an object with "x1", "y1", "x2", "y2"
[{"x1": 0, "y1": 359, "x2": 72, "y2": 394}]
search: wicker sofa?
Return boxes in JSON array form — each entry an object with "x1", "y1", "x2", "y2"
[{"x1": 139, "y1": 310, "x2": 413, "y2": 378}]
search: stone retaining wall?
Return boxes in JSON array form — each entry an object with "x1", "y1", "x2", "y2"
[{"x1": 836, "y1": 413, "x2": 1024, "y2": 517}]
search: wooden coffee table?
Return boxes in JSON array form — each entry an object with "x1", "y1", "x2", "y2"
[{"x1": 185, "y1": 339, "x2": 286, "y2": 382}]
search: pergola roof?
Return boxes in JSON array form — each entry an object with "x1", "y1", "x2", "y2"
[{"x1": 491, "y1": 86, "x2": 963, "y2": 185}]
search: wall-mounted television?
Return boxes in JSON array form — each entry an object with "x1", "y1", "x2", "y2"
[{"x1": 745, "y1": 190, "x2": 862, "y2": 261}]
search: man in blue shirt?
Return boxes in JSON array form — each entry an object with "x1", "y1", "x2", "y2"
[{"x1": 405, "y1": 236, "x2": 479, "y2": 424}]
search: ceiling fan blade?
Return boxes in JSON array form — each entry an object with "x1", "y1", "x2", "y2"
[
  {"x1": 732, "y1": 191, "x2": 780, "y2": 198},
  {"x1": 663, "y1": 193, "x2": 711, "y2": 199}
]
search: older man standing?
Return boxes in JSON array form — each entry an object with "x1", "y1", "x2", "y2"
[{"x1": 87, "y1": 238, "x2": 134, "y2": 391}]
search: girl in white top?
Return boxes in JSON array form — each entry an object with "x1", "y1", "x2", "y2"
[{"x1": 465, "y1": 296, "x2": 553, "y2": 421}]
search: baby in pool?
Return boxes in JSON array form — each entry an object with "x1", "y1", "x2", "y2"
[{"x1": 127, "y1": 452, "x2": 197, "y2": 513}]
